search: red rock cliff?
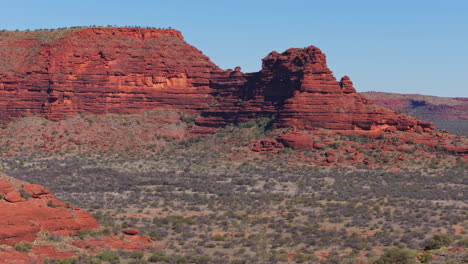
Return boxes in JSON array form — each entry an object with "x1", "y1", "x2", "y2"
[
  {"x1": 199, "y1": 46, "x2": 434, "y2": 133},
  {"x1": 0, "y1": 27, "x2": 219, "y2": 120},
  {"x1": 0, "y1": 27, "x2": 433, "y2": 133}
]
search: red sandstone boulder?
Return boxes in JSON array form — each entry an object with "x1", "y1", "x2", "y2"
[
  {"x1": 4, "y1": 191, "x2": 25, "y2": 203},
  {"x1": 277, "y1": 131, "x2": 314, "y2": 150},
  {"x1": 346, "y1": 148, "x2": 357, "y2": 153},
  {"x1": 0, "y1": 180, "x2": 14, "y2": 194},
  {"x1": 250, "y1": 139, "x2": 283, "y2": 153},
  {"x1": 0, "y1": 174, "x2": 98, "y2": 246},
  {"x1": 123, "y1": 228, "x2": 140, "y2": 236},
  {"x1": 314, "y1": 143, "x2": 325, "y2": 150},
  {"x1": 21, "y1": 184, "x2": 53, "y2": 198},
  {"x1": 0, "y1": 248, "x2": 37, "y2": 264}
]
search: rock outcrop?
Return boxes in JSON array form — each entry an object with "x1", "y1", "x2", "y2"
[
  {"x1": 200, "y1": 46, "x2": 434, "y2": 134},
  {"x1": 0, "y1": 174, "x2": 98, "y2": 246},
  {"x1": 0, "y1": 27, "x2": 218, "y2": 121},
  {"x1": 0, "y1": 27, "x2": 434, "y2": 135}
]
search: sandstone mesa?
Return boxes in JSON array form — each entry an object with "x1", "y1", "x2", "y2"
[{"x1": 0, "y1": 27, "x2": 433, "y2": 135}]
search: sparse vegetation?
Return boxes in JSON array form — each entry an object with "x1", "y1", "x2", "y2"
[
  {"x1": 0, "y1": 111, "x2": 466, "y2": 263},
  {"x1": 13, "y1": 242, "x2": 33, "y2": 253}
]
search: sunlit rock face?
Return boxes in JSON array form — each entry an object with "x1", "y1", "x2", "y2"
[
  {"x1": 0, "y1": 27, "x2": 433, "y2": 134},
  {"x1": 0, "y1": 174, "x2": 98, "y2": 246}
]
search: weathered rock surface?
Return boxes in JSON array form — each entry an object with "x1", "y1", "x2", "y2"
[
  {"x1": 0, "y1": 27, "x2": 219, "y2": 121},
  {"x1": 250, "y1": 139, "x2": 284, "y2": 153},
  {"x1": 0, "y1": 174, "x2": 98, "y2": 246},
  {"x1": 0, "y1": 27, "x2": 436, "y2": 136},
  {"x1": 123, "y1": 228, "x2": 140, "y2": 236}
]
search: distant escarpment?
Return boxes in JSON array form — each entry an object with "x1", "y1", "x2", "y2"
[
  {"x1": 362, "y1": 92, "x2": 468, "y2": 135},
  {"x1": 0, "y1": 27, "x2": 433, "y2": 135},
  {"x1": 361, "y1": 92, "x2": 468, "y2": 121}
]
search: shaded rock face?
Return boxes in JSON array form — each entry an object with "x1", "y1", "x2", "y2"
[
  {"x1": 0, "y1": 174, "x2": 98, "y2": 246},
  {"x1": 0, "y1": 27, "x2": 433, "y2": 134}
]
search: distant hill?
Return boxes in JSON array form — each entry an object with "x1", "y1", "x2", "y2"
[{"x1": 362, "y1": 92, "x2": 468, "y2": 135}]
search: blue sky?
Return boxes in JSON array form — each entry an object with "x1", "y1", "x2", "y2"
[{"x1": 2, "y1": 0, "x2": 467, "y2": 97}]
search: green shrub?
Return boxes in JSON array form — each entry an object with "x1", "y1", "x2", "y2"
[
  {"x1": 19, "y1": 188, "x2": 31, "y2": 199},
  {"x1": 212, "y1": 234, "x2": 225, "y2": 241},
  {"x1": 374, "y1": 247, "x2": 418, "y2": 264},
  {"x1": 177, "y1": 256, "x2": 188, "y2": 264},
  {"x1": 14, "y1": 242, "x2": 33, "y2": 253},
  {"x1": 329, "y1": 141, "x2": 342, "y2": 149},
  {"x1": 96, "y1": 251, "x2": 120, "y2": 264},
  {"x1": 418, "y1": 252, "x2": 432, "y2": 263},
  {"x1": 237, "y1": 120, "x2": 256, "y2": 128},
  {"x1": 47, "y1": 200, "x2": 57, "y2": 208},
  {"x1": 148, "y1": 251, "x2": 168, "y2": 263},
  {"x1": 424, "y1": 234, "x2": 452, "y2": 250},
  {"x1": 457, "y1": 238, "x2": 468, "y2": 247},
  {"x1": 130, "y1": 251, "x2": 144, "y2": 259},
  {"x1": 257, "y1": 116, "x2": 275, "y2": 134},
  {"x1": 180, "y1": 137, "x2": 201, "y2": 147},
  {"x1": 193, "y1": 255, "x2": 211, "y2": 264},
  {"x1": 77, "y1": 257, "x2": 102, "y2": 264},
  {"x1": 56, "y1": 258, "x2": 79, "y2": 264}
]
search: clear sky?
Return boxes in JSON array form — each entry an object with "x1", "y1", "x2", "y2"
[{"x1": 2, "y1": 0, "x2": 467, "y2": 97}]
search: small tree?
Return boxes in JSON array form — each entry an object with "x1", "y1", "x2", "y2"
[{"x1": 424, "y1": 234, "x2": 452, "y2": 250}]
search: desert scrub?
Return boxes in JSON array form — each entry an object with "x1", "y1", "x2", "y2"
[
  {"x1": 374, "y1": 247, "x2": 418, "y2": 264},
  {"x1": 130, "y1": 251, "x2": 144, "y2": 259},
  {"x1": 96, "y1": 251, "x2": 120, "y2": 264},
  {"x1": 13, "y1": 242, "x2": 33, "y2": 253},
  {"x1": 424, "y1": 233, "x2": 453, "y2": 250}
]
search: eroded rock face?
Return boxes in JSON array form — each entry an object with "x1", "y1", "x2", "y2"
[
  {"x1": 0, "y1": 174, "x2": 98, "y2": 246},
  {"x1": 254, "y1": 47, "x2": 433, "y2": 132},
  {"x1": 199, "y1": 46, "x2": 434, "y2": 134},
  {"x1": 0, "y1": 27, "x2": 219, "y2": 121},
  {"x1": 0, "y1": 27, "x2": 434, "y2": 135}
]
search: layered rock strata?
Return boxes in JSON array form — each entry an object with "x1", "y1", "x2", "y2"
[{"x1": 0, "y1": 27, "x2": 434, "y2": 134}]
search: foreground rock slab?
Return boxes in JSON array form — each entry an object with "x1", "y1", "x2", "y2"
[{"x1": 0, "y1": 174, "x2": 98, "y2": 245}]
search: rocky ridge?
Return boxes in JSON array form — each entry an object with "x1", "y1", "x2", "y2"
[{"x1": 0, "y1": 27, "x2": 434, "y2": 135}]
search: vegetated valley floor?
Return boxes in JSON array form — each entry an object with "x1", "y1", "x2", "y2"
[{"x1": 0, "y1": 112, "x2": 467, "y2": 263}]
